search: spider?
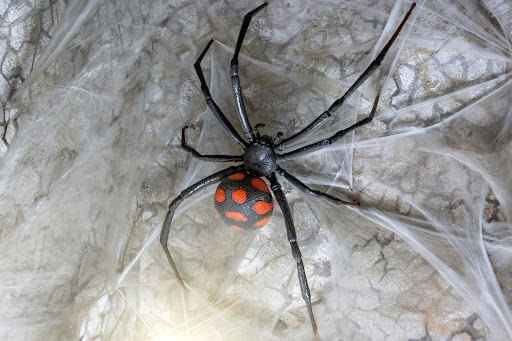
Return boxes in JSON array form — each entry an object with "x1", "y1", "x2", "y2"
[{"x1": 161, "y1": 2, "x2": 416, "y2": 336}]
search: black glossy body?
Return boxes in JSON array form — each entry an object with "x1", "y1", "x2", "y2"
[
  {"x1": 243, "y1": 135, "x2": 277, "y2": 176},
  {"x1": 160, "y1": 2, "x2": 416, "y2": 337}
]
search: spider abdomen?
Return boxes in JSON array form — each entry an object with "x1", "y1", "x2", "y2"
[{"x1": 214, "y1": 172, "x2": 273, "y2": 231}]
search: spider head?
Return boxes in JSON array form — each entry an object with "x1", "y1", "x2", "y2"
[{"x1": 244, "y1": 135, "x2": 277, "y2": 177}]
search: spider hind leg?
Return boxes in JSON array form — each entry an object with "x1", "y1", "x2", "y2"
[
  {"x1": 160, "y1": 165, "x2": 245, "y2": 290},
  {"x1": 267, "y1": 172, "x2": 318, "y2": 336}
]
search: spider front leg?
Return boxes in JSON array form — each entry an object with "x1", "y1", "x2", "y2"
[
  {"x1": 181, "y1": 126, "x2": 244, "y2": 162},
  {"x1": 277, "y1": 95, "x2": 380, "y2": 161},
  {"x1": 266, "y1": 173, "x2": 318, "y2": 336},
  {"x1": 231, "y1": 3, "x2": 268, "y2": 142},
  {"x1": 160, "y1": 164, "x2": 245, "y2": 290},
  {"x1": 195, "y1": 40, "x2": 247, "y2": 149},
  {"x1": 275, "y1": 2, "x2": 415, "y2": 151}
]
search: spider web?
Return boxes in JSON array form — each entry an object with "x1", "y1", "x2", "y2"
[{"x1": 0, "y1": 0, "x2": 511, "y2": 340}]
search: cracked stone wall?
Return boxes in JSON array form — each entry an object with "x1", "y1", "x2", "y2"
[
  {"x1": 0, "y1": 0, "x2": 511, "y2": 340},
  {"x1": 1, "y1": 0, "x2": 65, "y2": 156}
]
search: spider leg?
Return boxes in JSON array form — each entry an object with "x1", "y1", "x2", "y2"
[
  {"x1": 275, "y1": 2, "x2": 416, "y2": 151},
  {"x1": 277, "y1": 95, "x2": 380, "y2": 161},
  {"x1": 266, "y1": 172, "x2": 318, "y2": 336},
  {"x1": 195, "y1": 40, "x2": 247, "y2": 149},
  {"x1": 181, "y1": 126, "x2": 243, "y2": 162},
  {"x1": 231, "y1": 3, "x2": 268, "y2": 143},
  {"x1": 160, "y1": 164, "x2": 245, "y2": 290},
  {"x1": 276, "y1": 166, "x2": 359, "y2": 206}
]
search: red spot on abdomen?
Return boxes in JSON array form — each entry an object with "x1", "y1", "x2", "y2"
[
  {"x1": 253, "y1": 201, "x2": 273, "y2": 215},
  {"x1": 230, "y1": 225, "x2": 243, "y2": 231},
  {"x1": 215, "y1": 189, "x2": 225, "y2": 202},
  {"x1": 254, "y1": 216, "x2": 271, "y2": 227},
  {"x1": 228, "y1": 173, "x2": 245, "y2": 180},
  {"x1": 225, "y1": 211, "x2": 248, "y2": 222},
  {"x1": 251, "y1": 178, "x2": 270, "y2": 193},
  {"x1": 232, "y1": 189, "x2": 247, "y2": 204}
]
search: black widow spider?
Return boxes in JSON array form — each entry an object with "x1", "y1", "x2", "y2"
[{"x1": 161, "y1": 2, "x2": 416, "y2": 336}]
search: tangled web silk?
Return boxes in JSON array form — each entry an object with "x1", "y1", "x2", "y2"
[{"x1": 0, "y1": 0, "x2": 511, "y2": 340}]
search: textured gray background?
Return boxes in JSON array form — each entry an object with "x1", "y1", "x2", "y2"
[{"x1": 0, "y1": 0, "x2": 511, "y2": 340}]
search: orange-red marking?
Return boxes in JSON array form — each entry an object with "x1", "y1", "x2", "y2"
[
  {"x1": 225, "y1": 211, "x2": 248, "y2": 222},
  {"x1": 251, "y1": 178, "x2": 270, "y2": 193},
  {"x1": 252, "y1": 201, "x2": 273, "y2": 215},
  {"x1": 215, "y1": 189, "x2": 225, "y2": 202},
  {"x1": 215, "y1": 209, "x2": 221, "y2": 217},
  {"x1": 230, "y1": 225, "x2": 243, "y2": 231},
  {"x1": 228, "y1": 173, "x2": 245, "y2": 180},
  {"x1": 254, "y1": 216, "x2": 271, "y2": 227},
  {"x1": 232, "y1": 189, "x2": 247, "y2": 204}
]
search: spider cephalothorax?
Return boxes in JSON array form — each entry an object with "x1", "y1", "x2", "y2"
[
  {"x1": 243, "y1": 135, "x2": 277, "y2": 177},
  {"x1": 160, "y1": 2, "x2": 416, "y2": 336}
]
